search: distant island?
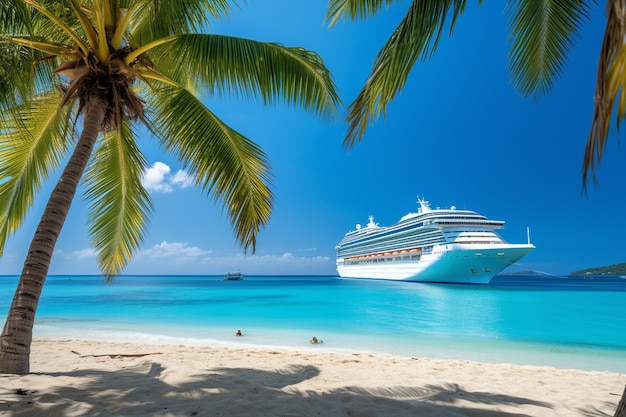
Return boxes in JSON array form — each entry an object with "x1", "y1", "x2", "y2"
[{"x1": 571, "y1": 262, "x2": 626, "y2": 275}]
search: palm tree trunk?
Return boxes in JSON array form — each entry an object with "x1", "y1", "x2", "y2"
[
  {"x1": 615, "y1": 385, "x2": 626, "y2": 417},
  {"x1": 0, "y1": 98, "x2": 105, "y2": 375}
]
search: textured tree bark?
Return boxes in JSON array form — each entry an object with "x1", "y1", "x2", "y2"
[
  {"x1": 615, "y1": 385, "x2": 626, "y2": 417},
  {"x1": 0, "y1": 98, "x2": 105, "y2": 375}
]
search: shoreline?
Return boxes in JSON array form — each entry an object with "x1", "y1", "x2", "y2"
[
  {"x1": 1, "y1": 337, "x2": 625, "y2": 416},
  {"x1": 33, "y1": 323, "x2": 626, "y2": 374}
]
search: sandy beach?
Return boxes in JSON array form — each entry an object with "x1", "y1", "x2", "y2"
[{"x1": 0, "y1": 338, "x2": 623, "y2": 416}]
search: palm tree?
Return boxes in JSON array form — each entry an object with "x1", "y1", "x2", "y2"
[
  {"x1": 0, "y1": 0, "x2": 339, "y2": 375},
  {"x1": 325, "y1": 2, "x2": 626, "y2": 415},
  {"x1": 325, "y1": 0, "x2": 625, "y2": 188}
]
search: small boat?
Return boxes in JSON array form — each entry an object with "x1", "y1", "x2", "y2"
[{"x1": 223, "y1": 271, "x2": 246, "y2": 281}]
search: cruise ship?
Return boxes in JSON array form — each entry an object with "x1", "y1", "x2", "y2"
[{"x1": 335, "y1": 198, "x2": 535, "y2": 284}]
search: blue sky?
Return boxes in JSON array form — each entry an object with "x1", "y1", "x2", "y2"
[{"x1": 1, "y1": 1, "x2": 624, "y2": 276}]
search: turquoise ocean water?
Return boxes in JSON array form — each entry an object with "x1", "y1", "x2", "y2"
[{"x1": 1, "y1": 274, "x2": 625, "y2": 373}]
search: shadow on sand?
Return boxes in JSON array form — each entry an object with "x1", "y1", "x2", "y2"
[{"x1": 0, "y1": 359, "x2": 611, "y2": 417}]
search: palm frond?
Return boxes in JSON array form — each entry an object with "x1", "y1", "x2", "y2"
[
  {"x1": 1, "y1": 0, "x2": 32, "y2": 33},
  {"x1": 0, "y1": 91, "x2": 75, "y2": 255},
  {"x1": 7, "y1": 36, "x2": 74, "y2": 55},
  {"x1": 91, "y1": 0, "x2": 110, "y2": 61},
  {"x1": 0, "y1": 6, "x2": 61, "y2": 113},
  {"x1": 146, "y1": 84, "x2": 273, "y2": 253},
  {"x1": 124, "y1": 34, "x2": 178, "y2": 64},
  {"x1": 0, "y1": 40, "x2": 37, "y2": 114},
  {"x1": 507, "y1": 0, "x2": 591, "y2": 99},
  {"x1": 37, "y1": 0, "x2": 85, "y2": 45},
  {"x1": 66, "y1": 0, "x2": 99, "y2": 56},
  {"x1": 342, "y1": 0, "x2": 470, "y2": 147},
  {"x1": 22, "y1": 0, "x2": 90, "y2": 55},
  {"x1": 326, "y1": 0, "x2": 396, "y2": 26},
  {"x1": 583, "y1": 0, "x2": 626, "y2": 189},
  {"x1": 83, "y1": 121, "x2": 153, "y2": 279},
  {"x1": 102, "y1": 0, "x2": 118, "y2": 27},
  {"x1": 129, "y1": 0, "x2": 241, "y2": 44},
  {"x1": 111, "y1": 1, "x2": 139, "y2": 49},
  {"x1": 1, "y1": 0, "x2": 82, "y2": 115},
  {"x1": 149, "y1": 34, "x2": 340, "y2": 121}
]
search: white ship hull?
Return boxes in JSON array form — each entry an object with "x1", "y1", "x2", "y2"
[
  {"x1": 335, "y1": 198, "x2": 535, "y2": 285},
  {"x1": 337, "y1": 243, "x2": 534, "y2": 284}
]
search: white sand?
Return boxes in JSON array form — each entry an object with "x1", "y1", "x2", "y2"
[{"x1": 0, "y1": 338, "x2": 624, "y2": 416}]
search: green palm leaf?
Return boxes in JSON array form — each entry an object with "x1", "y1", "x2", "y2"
[
  {"x1": 0, "y1": 40, "x2": 33, "y2": 113},
  {"x1": 506, "y1": 0, "x2": 591, "y2": 98},
  {"x1": 326, "y1": 0, "x2": 396, "y2": 25},
  {"x1": 28, "y1": 0, "x2": 87, "y2": 53},
  {"x1": 340, "y1": 0, "x2": 470, "y2": 147},
  {"x1": 0, "y1": 0, "x2": 32, "y2": 33},
  {"x1": 129, "y1": 0, "x2": 240, "y2": 44},
  {"x1": 0, "y1": 91, "x2": 75, "y2": 255},
  {"x1": 83, "y1": 121, "x2": 153, "y2": 279},
  {"x1": 147, "y1": 84, "x2": 273, "y2": 253},
  {"x1": 1, "y1": 0, "x2": 342, "y2": 375},
  {"x1": 150, "y1": 34, "x2": 340, "y2": 121},
  {"x1": 0, "y1": 0, "x2": 72, "y2": 114},
  {"x1": 583, "y1": 0, "x2": 626, "y2": 188}
]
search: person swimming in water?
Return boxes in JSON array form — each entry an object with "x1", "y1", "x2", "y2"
[{"x1": 309, "y1": 336, "x2": 322, "y2": 344}]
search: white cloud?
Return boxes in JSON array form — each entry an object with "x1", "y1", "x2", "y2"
[
  {"x1": 52, "y1": 242, "x2": 334, "y2": 276},
  {"x1": 170, "y1": 170, "x2": 194, "y2": 188},
  {"x1": 126, "y1": 242, "x2": 333, "y2": 274},
  {"x1": 233, "y1": 252, "x2": 330, "y2": 267},
  {"x1": 71, "y1": 248, "x2": 97, "y2": 260},
  {"x1": 141, "y1": 162, "x2": 193, "y2": 193},
  {"x1": 142, "y1": 162, "x2": 172, "y2": 192},
  {"x1": 141, "y1": 241, "x2": 213, "y2": 260}
]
